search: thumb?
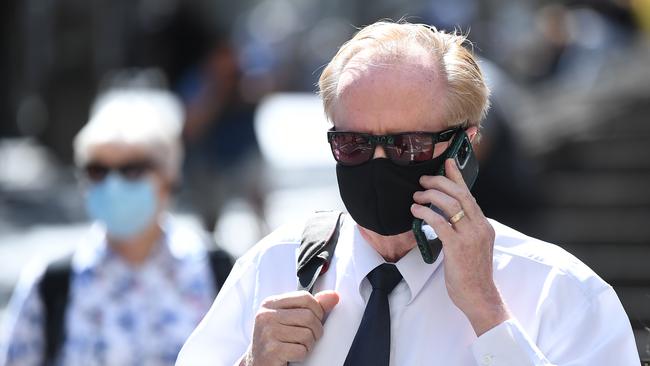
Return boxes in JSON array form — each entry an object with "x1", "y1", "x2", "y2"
[{"x1": 314, "y1": 290, "x2": 340, "y2": 314}]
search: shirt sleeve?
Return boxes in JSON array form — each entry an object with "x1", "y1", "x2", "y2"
[
  {"x1": 470, "y1": 287, "x2": 640, "y2": 366},
  {"x1": 175, "y1": 255, "x2": 256, "y2": 366},
  {"x1": 471, "y1": 319, "x2": 550, "y2": 366},
  {"x1": 0, "y1": 262, "x2": 47, "y2": 366}
]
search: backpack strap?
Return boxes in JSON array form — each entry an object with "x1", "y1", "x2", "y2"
[
  {"x1": 297, "y1": 211, "x2": 344, "y2": 293},
  {"x1": 38, "y1": 254, "x2": 74, "y2": 366},
  {"x1": 36, "y1": 244, "x2": 233, "y2": 364},
  {"x1": 206, "y1": 248, "x2": 235, "y2": 293}
]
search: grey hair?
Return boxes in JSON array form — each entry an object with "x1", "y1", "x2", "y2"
[{"x1": 73, "y1": 88, "x2": 184, "y2": 182}]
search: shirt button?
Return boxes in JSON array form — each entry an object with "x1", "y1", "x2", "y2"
[{"x1": 481, "y1": 354, "x2": 494, "y2": 366}]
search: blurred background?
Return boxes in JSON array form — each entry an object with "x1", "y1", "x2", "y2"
[{"x1": 1, "y1": 0, "x2": 649, "y2": 359}]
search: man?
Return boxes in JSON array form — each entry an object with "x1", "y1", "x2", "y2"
[
  {"x1": 0, "y1": 87, "x2": 233, "y2": 365},
  {"x1": 176, "y1": 21, "x2": 639, "y2": 365}
]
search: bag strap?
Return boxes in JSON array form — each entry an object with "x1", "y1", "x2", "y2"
[
  {"x1": 296, "y1": 211, "x2": 344, "y2": 293},
  {"x1": 206, "y1": 248, "x2": 235, "y2": 293},
  {"x1": 37, "y1": 243, "x2": 233, "y2": 364},
  {"x1": 38, "y1": 254, "x2": 73, "y2": 366}
]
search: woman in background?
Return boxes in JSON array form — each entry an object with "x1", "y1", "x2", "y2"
[{"x1": 0, "y1": 87, "x2": 232, "y2": 366}]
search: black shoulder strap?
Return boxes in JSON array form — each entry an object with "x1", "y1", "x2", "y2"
[
  {"x1": 207, "y1": 248, "x2": 235, "y2": 294},
  {"x1": 38, "y1": 254, "x2": 73, "y2": 366},
  {"x1": 296, "y1": 211, "x2": 344, "y2": 293}
]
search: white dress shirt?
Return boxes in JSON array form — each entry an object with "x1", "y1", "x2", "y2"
[
  {"x1": 0, "y1": 217, "x2": 217, "y2": 366},
  {"x1": 176, "y1": 216, "x2": 639, "y2": 366}
]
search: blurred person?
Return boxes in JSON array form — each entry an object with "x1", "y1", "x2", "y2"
[
  {"x1": 520, "y1": 2, "x2": 637, "y2": 86},
  {"x1": 0, "y1": 88, "x2": 234, "y2": 366},
  {"x1": 176, "y1": 21, "x2": 639, "y2": 366},
  {"x1": 178, "y1": 37, "x2": 266, "y2": 235},
  {"x1": 471, "y1": 60, "x2": 542, "y2": 234}
]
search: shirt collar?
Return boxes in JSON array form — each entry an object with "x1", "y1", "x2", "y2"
[
  {"x1": 395, "y1": 244, "x2": 443, "y2": 304},
  {"x1": 72, "y1": 223, "x2": 111, "y2": 273},
  {"x1": 348, "y1": 222, "x2": 386, "y2": 297},
  {"x1": 344, "y1": 218, "x2": 443, "y2": 304}
]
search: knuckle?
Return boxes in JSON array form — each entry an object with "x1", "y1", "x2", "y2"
[
  {"x1": 262, "y1": 339, "x2": 279, "y2": 355},
  {"x1": 431, "y1": 189, "x2": 445, "y2": 201},
  {"x1": 255, "y1": 308, "x2": 274, "y2": 324},
  {"x1": 304, "y1": 338, "x2": 316, "y2": 353},
  {"x1": 298, "y1": 308, "x2": 314, "y2": 324},
  {"x1": 259, "y1": 323, "x2": 275, "y2": 340},
  {"x1": 293, "y1": 345, "x2": 309, "y2": 361},
  {"x1": 428, "y1": 210, "x2": 446, "y2": 223},
  {"x1": 297, "y1": 290, "x2": 312, "y2": 301},
  {"x1": 459, "y1": 189, "x2": 473, "y2": 202},
  {"x1": 300, "y1": 326, "x2": 315, "y2": 342},
  {"x1": 298, "y1": 292, "x2": 318, "y2": 308},
  {"x1": 312, "y1": 322, "x2": 324, "y2": 340},
  {"x1": 417, "y1": 191, "x2": 430, "y2": 202},
  {"x1": 260, "y1": 297, "x2": 275, "y2": 309}
]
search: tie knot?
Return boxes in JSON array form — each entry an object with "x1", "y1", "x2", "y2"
[{"x1": 367, "y1": 263, "x2": 402, "y2": 293}]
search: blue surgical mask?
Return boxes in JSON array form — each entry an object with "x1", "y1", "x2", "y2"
[{"x1": 85, "y1": 173, "x2": 158, "y2": 240}]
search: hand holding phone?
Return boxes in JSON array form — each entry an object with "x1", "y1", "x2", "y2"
[{"x1": 412, "y1": 130, "x2": 479, "y2": 263}]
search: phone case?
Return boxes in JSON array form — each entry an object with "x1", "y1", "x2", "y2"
[{"x1": 412, "y1": 130, "x2": 479, "y2": 263}]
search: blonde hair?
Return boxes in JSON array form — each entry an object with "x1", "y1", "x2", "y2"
[{"x1": 318, "y1": 21, "x2": 490, "y2": 129}]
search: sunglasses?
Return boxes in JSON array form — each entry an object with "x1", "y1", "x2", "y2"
[
  {"x1": 327, "y1": 127, "x2": 462, "y2": 166},
  {"x1": 83, "y1": 160, "x2": 155, "y2": 183}
]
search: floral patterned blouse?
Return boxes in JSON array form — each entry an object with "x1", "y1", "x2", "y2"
[{"x1": 0, "y1": 218, "x2": 218, "y2": 366}]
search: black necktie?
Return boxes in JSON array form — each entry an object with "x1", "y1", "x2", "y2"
[{"x1": 344, "y1": 263, "x2": 403, "y2": 366}]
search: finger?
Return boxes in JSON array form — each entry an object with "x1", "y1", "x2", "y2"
[
  {"x1": 279, "y1": 342, "x2": 310, "y2": 363},
  {"x1": 444, "y1": 158, "x2": 467, "y2": 188},
  {"x1": 419, "y1": 175, "x2": 480, "y2": 218},
  {"x1": 314, "y1": 290, "x2": 339, "y2": 314},
  {"x1": 261, "y1": 291, "x2": 324, "y2": 322},
  {"x1": 275, "y1": 324, "x2": 317, "y2": 352},
  {"x1": 277, "y1": 308, "x2": 324, "y2": 340},
  {"x1": 413, "y1": 190, "x2": 463, "y2": 220},
  {"x1": 411, "y1": 203, "x2": 455, "y2": 241}
]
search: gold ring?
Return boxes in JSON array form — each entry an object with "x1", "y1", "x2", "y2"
[{"x1": 449, "y1": 210, "x2": 465, "y2": 224}]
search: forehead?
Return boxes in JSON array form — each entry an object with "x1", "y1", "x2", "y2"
[
  {"x1": 87, "y1": 143, "x2": 154, "y2": 165},
  {"x1": 331, "y1": 49, "x2": 447, "y2": 134}
]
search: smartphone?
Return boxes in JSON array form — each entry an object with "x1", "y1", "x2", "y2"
[{"x1": 412, "y1": 130, "x2": 479, "y2": 263}]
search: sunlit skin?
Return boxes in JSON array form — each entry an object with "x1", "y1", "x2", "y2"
[
  {"x1": 332, "y1": 48, "x2": 459, "y2": 262},
  {"x1": 332, "y1": 49, "x2": 509, "y2": 338},
  {"x1": 82, "y1": 143, "x2": 171, "y2": 266},
  {"x1": 240, "y1": 49, "x2": 507, "y2": 366}
]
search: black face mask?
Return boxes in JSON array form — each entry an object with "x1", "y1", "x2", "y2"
[{"x1": 336, "y1": 156, "x2": 446, "y2": 236}]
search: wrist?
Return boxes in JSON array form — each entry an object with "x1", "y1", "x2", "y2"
[{"x1": 462, "y1": 288, "x2": 510, "y2": 336}]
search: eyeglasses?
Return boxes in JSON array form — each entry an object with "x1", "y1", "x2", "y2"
[
  {"x1": 327, "y1": 127, "x2": 461, "y2": 166},
  {"x1": 83, "y1": 160, "x2": 155, "y2": 183}
]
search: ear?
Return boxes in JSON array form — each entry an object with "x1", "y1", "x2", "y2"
[{"x1": 466, "y1": 126, "x2": 479, "y2": 142}]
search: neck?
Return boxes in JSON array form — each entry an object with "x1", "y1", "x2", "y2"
[
  {"x1": 107, "y1": 221, "x2": 163, "y2": 266},
  {"x1": 359, "y1": 226, "x2": 416, "y2": 262}
]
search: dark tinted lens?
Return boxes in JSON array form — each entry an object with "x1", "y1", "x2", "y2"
[
  {"x1": 330, "y1": 133, "x2": 374, "y2": 165},
  {"x1": 119, "y1": 161, "x2": 153, "y2": 180},
  {"x1": 385, "y1": 133, "x2": 434, "y2": 165},
  {"x1": 84, "y1": 164, "x2": 109, "y2": 182}
]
